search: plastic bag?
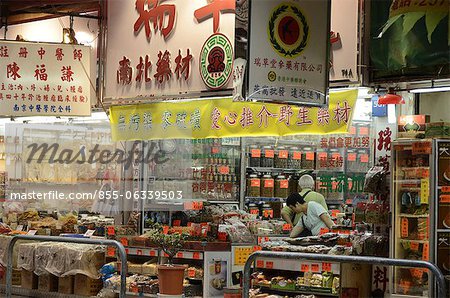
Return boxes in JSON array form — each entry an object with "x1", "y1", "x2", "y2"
[
  {"x1": 45, "y1": 243, "x2": 68, "y2": 276},
  {"x1": 364, "y1": 166, "x2": 387, "y2": 195},
  {"x1": 34, "y1": 242, "x2": 54, "y2": 276},
  {"x1": 62, "y1": 244, "x2": 105, "y2": 279},
  {"x1": 17, "y1": 243, "x2": 38, "y2": 271}
]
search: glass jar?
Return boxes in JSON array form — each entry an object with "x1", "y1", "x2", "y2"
[
  {"x1": 274, "y1": 146, "x2": 289, "y2": 169},
  {"x1": 249, "y1": 145, "x2": 261, "y2": 167},
  {"x1": 261, "y1": 174, "x2": 275, "y2": 197},
  {"x1": 288, "y1": 147, "x2": 302, "y2": 169},
  {"x1": 248, "y1": 203, "x2": 260, "y2": 216},
  {"x1": 275, "y1": 175, "x2": 289, "y2": 198},
  {"x1": 302, "y1": 147, "x2": 315, "y2": 169},
  {"x1": 288, "y1": 175, "x2": 299, "y2": 195},
  {"x1": 261, "y1": 146, "x2": 274, "y2": 168},
  {"x1": 247, "y1": 174, "x2": 261, "y2": 197},
  {"x1": 262, "y1": 203, "x2": 274, "y2": 219}
]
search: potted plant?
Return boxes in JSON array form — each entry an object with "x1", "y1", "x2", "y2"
[{"x1": 146, "y1": 223, "x2": 189, "y2": 296}]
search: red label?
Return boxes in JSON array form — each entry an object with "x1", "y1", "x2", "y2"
[
  {"x1": 319, "y1": 228, "x2": 330, "y2": 235},
  {"x1": 359, "y1": 127, "x2": 369, "y2": 135},
  {"x1": 266, "y1": 261, "x2": 274, "y2": 269},
  {"x1": 184, "y1": 201, "x2": 203, "y2": 210},
  {"x1": 250, "y1": 209, "x2": 259, "y2": 215},
  {"x1": 120, "y1": 238, "x2": 129, "y2": 246},
  {"x1": 163, "y1": 226, "x2": 170, "y2": 234},
  {"x1": 188, "y1": 269, "x2": 196, "y2": 278},
  {"x1": 442, "y1": 186, "x2": 450, "y2": 192},
  {"x1": 301, "y1": 264, "x2": 310, "y2": 272},
  {"x1": 212, "y1": 146, "x2": 220, "y2": 154},
  {"x1": 193, "y1": 252, "x2": 200, "y2": 260},
  {"x1": 422, "y1": 243, "x2": 429, "y2": 261},
  {"x1": 219, "y1": 165, "x2": 230, "y2": 174},
  {"x1": 350, "y1": 126, "x2": 356, "y2": 135},
  {"x1": 311, "y1": 264, "x2": 320, "y2": 272},
  {"x1": 250, "y1": 179, "x2": 260, "y2": 187},
  {"x1": 173, "y1": 220, "x2": 181, "y2": 227},
  {"x1": 293, "y1": 151, "x2": 302, "y2": 160},
  {"x1": 306, "y1": 152, "x2": 315, "y2": 161},
  {"x1": 218, "y1": 232, "x2": 227, "y2": 241},
  {"x1": 107, "y1": 226, "x2": 115, "y2": 236},
  {"x1": 322, "y1": 262, "x2": 332, "y2": 272},
  {"x1": 278, "y1": 150, "x2": 288, "y2": 159},
  {"x1": 177, "y1": 252, "x2": 183, "y2": 258},
  {"x1": 283, "y1": 224, "x2": 292, "y2": 231},
  {"x1": 412, "y1": 141, "x2": 432, "y2": 155},
  {"x1": 265, "y1": 150, "x2": 274, "y2": 158},
  {"x1": 107, "y1": 247, "x2": 115, "y2": 257},
  {"x1": 251, "y1": 149, "x2": 261, "y2": 158},
  {"x1": 410, "y1": 242, "x2": 419, "y2": 251},
  {"x1": 150, "y1": 250, "x2": 156, "y2": 257},
  {"x1": 280, "y1": 180, "x2": 289, "y2": 189},
  {"x1": 263, "y1": 209, "x2": 273, "y2": 218},
  {"x1": 347, "y1": 153, "x2": 357, "y2": 161},
  {"x1": 253, "y1": 246, "x2": 262, "y2": 252},
  {"x1": 137, "y1": 249, "x2": 143, "y2": 256},
  {"x1": 401, "y1": 218, "x2": 409, "y2": 238},
  {"x1": 331, "y1": 210, "x2": 340, "y2": 218},
  {"x1": 360, "y1": 154, "x2": 369, "y2": 163},
  {"x1": 318, "y1": 152, "x2": 327, "y2": 159},
  {"x1": 256, "y1": 260, "x2": 264, "y2": 268},
  {"x1": 264, "y1": 179, "x2": 274, "y2": 188}
]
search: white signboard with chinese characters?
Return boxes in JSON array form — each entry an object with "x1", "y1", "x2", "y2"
[
  {"x1": 330, "y1": 0, "x2": 359, "y2": 82},
  {"x1": 248, "y1": 0, "x2": 330, "y2": 106},
  {"x1": 0, "y1": 40, "x2": 92, "y2": 116},
  {"x1": 104, "y1": 0, "x2": 235, "y2": 102}
]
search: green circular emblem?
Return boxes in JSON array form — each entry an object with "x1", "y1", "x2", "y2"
[
  {"x1": 268, "y1": 3, "x2": 309, "y2": 58},
  {"x1": 200, "y1": 33, "x2": 234, "y2": 90},
  {"x1": 268, "y1": 71, "x2": 277, "y2": 82}
]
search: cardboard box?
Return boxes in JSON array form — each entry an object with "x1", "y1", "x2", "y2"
[
  {"x1": 398, "y1": 115, "x2": 430, "y2": 138},
  {"x1": 21, "y1": 269, "x2": 38, "y2": 289},
  {"x1": 38, "y1": 274, "x2": 58, "y2": 292},
  {"x1": 58, "y1": 275, "x2": 74, "y2": 294},
  {"x1": 0, "y1": 268, "x2": 21, "y2": 286},
  {"x1": 73, "y1": 274, "x2": 103, "y2": 296}
]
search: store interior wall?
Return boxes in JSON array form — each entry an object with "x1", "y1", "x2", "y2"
[{"x1": 418, "y1": 91, "x2": 450, "y2": 122}]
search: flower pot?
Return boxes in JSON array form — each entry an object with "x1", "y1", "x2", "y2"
[{"x1": 157, "y1": 264, "x2": 186, "y2": 295}]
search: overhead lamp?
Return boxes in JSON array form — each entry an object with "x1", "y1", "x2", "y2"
[
  {"x1": 378, "y1": 88, "x2": 405, "y2": 105},
  {"x1": 62, "y1": 16, "x2": 78, "y2": 44},
  {"x1": 409, "y1": 86, "x2": 450, "y2": 94}
]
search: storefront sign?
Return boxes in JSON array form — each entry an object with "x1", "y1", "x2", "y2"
[
  {"x1": 104, "y1": 0, "x2": 235, "y2": 101},
  {"x1": 0, "y1": 40, "x2": 92, "y2": 116},
  {"x1": 329, "y1": 0, "x2": 359, "y2": 82},
  {"x1": 109, "y1": 89, "x2": 357, "y2": 141},
  {"x1": 372, "y1": 96, "x2": 388, "y2": 117},
  {"x1": 247, "y1": 0, "x2": 330, "y2": 106}
]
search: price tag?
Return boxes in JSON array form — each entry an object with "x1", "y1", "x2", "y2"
[
  {"x1": 15, "y1": 225, "x2": 24, "y2": 231},
  {"x1": 84, "y1": 230, "x2": 96, "y2": 238},
  {"x1": 401, "y1": 218, "x2": 409, "y2": 238},
  {"x1": 347, "y1": 153, "x2": 357, "y2": 161},
  {"x1": 442, "y1": 186, "x2": 450, "y2": 193},
  {"x1": 184, "y1": 201, "x2": 204, "y2": 210},
  {"x1": 421, "y1": 179, "x2": 429, "y2": 204},
  {"x1": 319, "y1": 228, "x2": 330, "y2": 235},
  {"x1": 253, "y1": 246, "x2": 262, "y2": 252},
  {"x1": 219, "y1": 165, "x2": 230, "y2": 174},
  {"x1": 188, "y1": 269, "x2": 196, "y2": 278},
  {"x1": 282, "y1": 224, "x2": 292, "y2": 231},
  {"x1": 120, "y1": 238, "x2": 129, "y2": 246},
  {"x1": 107, "y1": 226, "x2": 115, "y2": 236},
  {"x1": 322, "y1": 263, "x2": 332, "y2": 272},
  {"x1": 422, "y1": 243, "x2": 429, "y2": 261},
  {"x1": 107, "y1": 247, "x2": 116, "y2": 257},
  {"x1": 264, "y1": 179, "x2": 274, "y2": 188},
  {"x1": 301, "y1": 264, "x2": 310, "y2": 272},
  {"x1": 293, "y1": 151, "x2": 302, "y2": 160},
  {"x1": 280, "y1": 180, "x2": 289, "y2": 189},
  {"x1": 279, "y1": 150, "x2": 288, "y2": 159},
  {"x1": 331, "y1": 210, "x2": 340, "y2": 218},
  {"x1": 250, "y1": 209, "x2": 259, "y2": 215},
  {"x1": 263, "y1": 209, "x2": 273, "y2": 218},
  {"x1": 251, "y1": 149, "x2": 261, "y2": 158},
  {"x1": 193, "y1": 252, "x2": 201, "y2": 260},
  {"x1": 256, "y1": 260, "x2": 264, "y2": 268},
  {"x1": 27, "y1": 230, "x2": 37, "y2": 235},
  {"x1": 266, "y1": 261, "x2": 274, "y2": 269},
  {"x1": 173, "y1": 220, "x2": 181, "y2": 227},
  {"x1": 318, "y1": 152, "x2": 327, "y2": 159},
  {"x1": 360, "y1": 154, "x2": 369, "y2": 163},
  {"x1": 149, "y1": 250, "x2": 156, "y2": 257},
  {"x1": 218, "y1": 232, "x2": 227, "y2": 241},
  {"x1": 410, "y1": 242, "x2": 419, "y2": 251},
  {"x1": 136, "y1": 249, "x2": 143, "y2": 256},
  {"x1": 412, "y1": 141, "x2": 432, "y2": 155},
  {"x1": 265, "y1": 149, "x2": 274, "y2": 158},
  {"x1": 250, "y1": 179, "x2": 260, "y2": 187},
  {"x1": 306, "y1": 152, "x2": 315, "y2": 161},
  {"x1": 311, "y1": 264, "x2": 320, "y2": 272}
]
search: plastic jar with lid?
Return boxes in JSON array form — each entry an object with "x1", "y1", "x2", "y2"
[
  {"x1": 274, "y1": 146, "x2": 289, "y2": 168},
  {"x1": 275, "y1": 175, "x2": 289, "y2": 198},
  {"x1": 261, "y1": 174, "x2": 275, "y2": 197},
  {"x1": 247, "y1": 174, "x2": 261, "y2": 197},
  {"x1": 248, "y1": 145, "x2": 261, "y2": 167},
  {"x1": 288, "y1": 147, "x2": 302, "y2": 169},
  {"x1": 262, "y1": 204, "x2": 274, "y2": 219},
  {"x1": 248, "y1": 203, "x2": 260, "y2": 216},
  {"x1": 302, "y1": 148, "x2": 316, "y2": 170},
  {"x1": 261, "y1": 146, "x2": 274, "y2": 168},
  {"x1": 288, "y1": 175, "x2": 299, "y2": 195}
]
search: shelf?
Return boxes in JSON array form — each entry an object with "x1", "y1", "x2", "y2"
[
  {"x1": 208, "y1": 200, "x2": 239, "y2": 204},
  {"x1": 399, "y1": 214, "x2": 429, "y2": 218},
  {"x1": 399, "y1": 239, "x2": 429, "y2": 244},
  {"x1": 394, "y1": 179, "x2": 422, "y2": 184},
  {"x1": 247, "y1": 167, "x2": 314, "y2": 173},
  {"x1": 253, "y1": 286, "x2": 339, "y2": 297},
  {"x1": 246, "y1": 197, "x2": 284, "y2": 202}
]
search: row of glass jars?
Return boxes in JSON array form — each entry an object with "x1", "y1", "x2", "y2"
[
  {"x1": 248, "y1": 145, "x2": 316, "y2": 169},
  {"x1": 246, "y1": 173, "x2": 300, "y2": 198}
]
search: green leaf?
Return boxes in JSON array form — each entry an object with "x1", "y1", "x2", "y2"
[
  {"x1": 402, "y1": 12, "x2": 426, "y2": 37},
  {"x1": 379, "y1": 14, "x2": 402, "y2": 38},
  {"x1": 425, "y1": 11, "x2": 448, "y2": 43}
]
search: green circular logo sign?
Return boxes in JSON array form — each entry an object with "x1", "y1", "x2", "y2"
[
  {"x1": 200, "y1": 33, "x2": 234, "y2": 90},
  {"x1": 268, "y1": 71, "x2": 277, "y2": 82}
]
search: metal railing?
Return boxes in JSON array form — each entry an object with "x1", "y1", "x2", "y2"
[
  {"x1": 243, "y1": 251, "x2": 447, "y2": 298},
  {"x1": 5, "y1": 235, "x2": 128, "y2": 298}
]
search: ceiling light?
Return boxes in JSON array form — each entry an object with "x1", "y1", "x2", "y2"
[
  {"x1": 378, "y1": 88, "x2": 405, "y2": 105},
  {"x1": 409, "y1": 86, "x2": 450, "y2": 94}
]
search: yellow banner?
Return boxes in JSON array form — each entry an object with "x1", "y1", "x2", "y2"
[
  {"x1": 109, "y1": 90, "x2": 358, "y2": 141},
  {"x1": 389, "y1": 0, "x2": 448, "y2": 17}
]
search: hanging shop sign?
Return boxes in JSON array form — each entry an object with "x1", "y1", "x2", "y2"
[
  {"x1": 104, "y1": 0, "x2": 235, "y2": 102},
  {"x1": 372, "y1": 95, "x2": 388, "y2": 117},
  {"x1": 329, "y1": 0, "x2": 359, "y2": 82},
  {"x1": 247, "y1": 0, "x2": 331, "y2": 106},
  {"x1": 0, "y1": 40, "x2": 92, "y2": 116},
  {"x1": 109, "y1": 89, "x2": 357, "y2": 141}
]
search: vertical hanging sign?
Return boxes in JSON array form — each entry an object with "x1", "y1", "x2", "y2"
[{"x1": 247, "y1": 0, "x2": 331, "y2": 106}]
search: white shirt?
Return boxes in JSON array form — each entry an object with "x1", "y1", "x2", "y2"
[{"x1": 295, "y1": 201, "x2": 328, "y2": 235}]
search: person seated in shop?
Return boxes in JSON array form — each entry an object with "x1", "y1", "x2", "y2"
[
  {"x1": 286, "y1": 192, "x2": 335, "y2": 238},
  {"x1": 281, "y1": 175, "x2": 328, "y2": 227}
]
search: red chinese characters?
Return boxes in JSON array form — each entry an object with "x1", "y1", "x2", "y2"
[
  {"x1": 296, "y1": 107, "x2": 313, "y2": 126},
  {"x1": 34, "y1": 64, "x2": 48, "y2": 81},
  {"x1": 211, "y1": 107, "x2": 221, "y2": 129},
  {"x1": 0, "y1": 46, "x2": 9, "y2": 57},
  {"x1": 117, "y1": 56, "x2": 133, "y2": 85},
  {"x1": 194, "y1": 0, "x2": 235, "y2": 33},
  {"x1": 136, "y1": 55, "x2": 152, "y2": 83},
  {"x1": 317, "y1": 108, "x2": 330, "y2": 125},
  {"x1": 18, "y1": 47, "x2": 28, "y2": 58},
  {"x1": 73, "y1": 49, "x2": 83, "y2": 61},
  {"x1": 37, "y1": 47, "x2": 46, "y2": 59},
  {"x1": 6, "y1": 62, "x2": 21, "y2": 80},
  {"x1": 55, "y1": 48, "x2": 64, "y2": 61},
  {"x1": 257, "y1": 105, "x2": 277, "y2": 128},
  {"x1": 134, "y1": 0, "x2": 176, "y2": 40},
  {"x1": 174, "y1": 49, "x2": 193, "y2": 81},
  {"x1": 278, "y1": 105, "x2": 293, "y2": 126},
  {"x1": 154, "y1": 50, "x2": 172, "y2": 84},
  {"x1": 377, "y1": 127, "x2": 392, "y2": 151},
  {"x1": 239, "y1": 107, "x2": 254, "y2": 128},
  {"x1": 61, "y1": 66, "x2": 74, "y2": 82},
  {"x1": 333, "y1": 101, "x2": 351, "y2": 124}
]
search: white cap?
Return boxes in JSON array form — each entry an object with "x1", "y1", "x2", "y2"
[{"x1": 298, "y1": 174, "x2": 315, "y2": 190}]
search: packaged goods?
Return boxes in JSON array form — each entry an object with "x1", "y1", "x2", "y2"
[
  {"x1": 261, "y1": 146, "x2": 274, "y2": 168},
  {"x1": 21, "y1": 269, "x2": 38, "y2": 290},
  {"x1": 58, "y1": 275, "x2": 74, "y2": 294},
  {"x1": 74, "y1": 274, "x2": 103, "y2": 296},
  {"x1": 274, "y1": 147, "x2": 288, "y2": 168},
  {"x1": 288, "y1": 147, "x2": 302, "y2": 169},
  {"x1": 274, "y1": 175, "x2": 289, "y2": 198},
  {"x1": 261, "y1": 174, "x2": 275, "y2": 198},
  {"x1": 63, "y1": 244, "x2": 105, "y2": 279},
  {"x1": 247, "y1": 174, "x2": 261, "y2": 197},
  {"x1": 17, "y1": 243, "x2": 37, "y2": 271},
  {"x1": 249, "y1": 145, "x2": 261, "y2": 167},
  {"x1": 38, "y1": 274, "x2": 59, "y2": 292}
]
